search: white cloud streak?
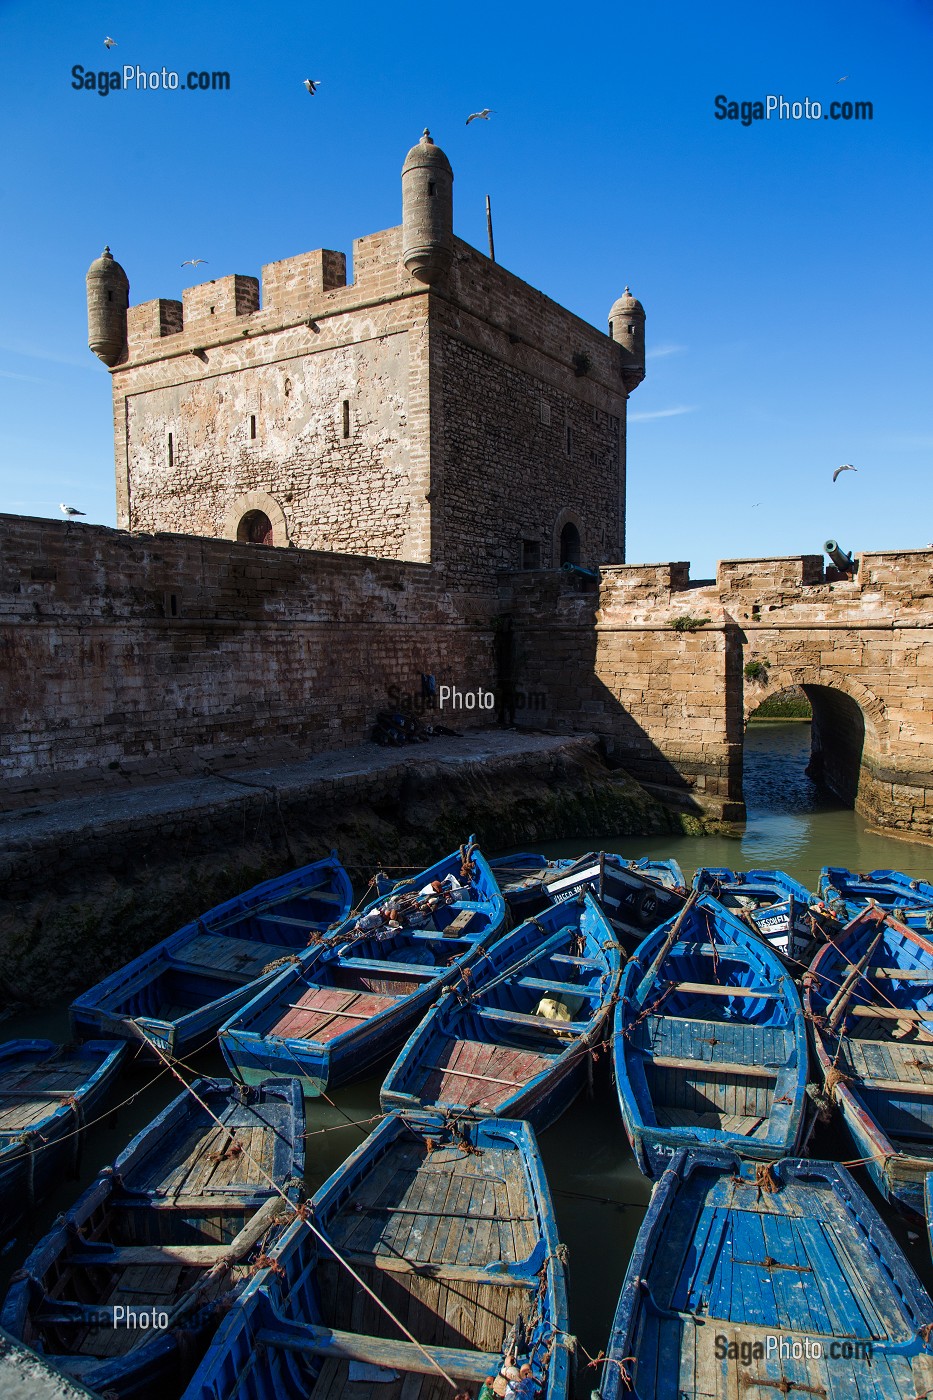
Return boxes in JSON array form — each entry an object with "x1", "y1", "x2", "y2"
[{"x1": 629, "y1": 404, "x2": 697, "y2": 423}]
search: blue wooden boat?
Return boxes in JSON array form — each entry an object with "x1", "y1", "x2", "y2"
[
  {"x1": 69, "y1": 854, "x2": 353, "y2": 1058},
  {"x1": 594, "y1": 1149, "x2": 933, "y2": 1400},
  {"x1": 1, "y1": 1076, "x2": 305, "y2": 1399},
  {"x1": 0, "y1": 1039, "x2": 127, "y2": 1242},
  {"x1": 693, "y1": 865, "x2": 828, "y2": 961},
  {"x1": 613, "y1": 894, "x2": 808, "y2": 1176},
  {"x1": 380, "y1": 890, "x2": 623, "y2": 1128},
  {"x1": 544, "y1": 851, "x2": 687, "y2": 943},
  {"x1": 218, "y1": 842, "x2": 508, "y2": 1096},
  {"x1": 820, "y1": 865, "x2": 933, "y2": 924},
  {"x1": 178, "y1": 1111, "x2": 571, "y2": 1400},
  {"x1": 487, "y1": 851, "x2": 574, "y2": 909},
  {"x1": 806, "y1": 903, "x2": 933, "y2": 1214}
]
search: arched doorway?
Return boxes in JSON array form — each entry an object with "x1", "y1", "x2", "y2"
[
  {"x1": 559, "y1": 521, "x2": 581, "y2": 567},
  {"x1": 237, "y1": 509, "x2": 274, "y2": 545},
  {"x1": 803, "y1": 684, "x2": 866, "y2": 807}
]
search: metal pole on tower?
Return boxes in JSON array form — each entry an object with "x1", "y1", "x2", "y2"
[{"x1": 486, "y1": 195, "x2": 496, "y2": 262}]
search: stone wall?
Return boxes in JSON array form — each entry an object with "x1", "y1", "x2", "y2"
[
  {"x1": 0, "y1": 514, "x2": 499, "y2": 808},
  {"x1": 500, "y1": 549, "x2": 933, "y2": 835}
]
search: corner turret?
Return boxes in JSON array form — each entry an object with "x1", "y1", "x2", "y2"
[
  {"x1": 609, "y1": 287, "x2": 645, "y2": 392},
  {"x1": 401, "y1": 130, "x2": 454, "y2": 285},
  {"x1": 87, "y1": 247, "x2": 130, "y2": 367}
]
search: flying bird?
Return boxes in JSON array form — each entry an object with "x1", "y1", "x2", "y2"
[
  {"x1": 836, "y1": 75, "x2": 848, "y2": 83},
  {"x1": 104, "y1": 36, "x2": 117, "y2": 49},
  {"x1": 833, "y1": 463, "x2": 858, "y2": 482},
  {"x1": 466, "y1": 109, "x2": 494, "y2": 125},
  {"x1": 60, "y1": 504, "x2": 86, "y2": 517},
  {"x1": 303, "y1": 78, "x2": 321, "y2": 95},
  {"x1": 181, "y1": 259, "x2": 208, "y2": 267}
]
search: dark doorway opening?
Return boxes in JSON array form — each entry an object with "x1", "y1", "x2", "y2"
[
  {"x1": 237, "y1": 510, "x2": 274, "y2": 545},
  {"x1": 803, "y1": 684, "x2": 866, "y2": 807},
  {"x1": 559, "y1": 521, "x2": 581, "y2": 567}
]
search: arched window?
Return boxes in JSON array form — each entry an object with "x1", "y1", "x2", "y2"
[
  {"x1": 237, "y1": 509, "x2": 274, "y2": 545},
  {"x1": 559, "y1": 521, "x2": 581, "y2": 567}
]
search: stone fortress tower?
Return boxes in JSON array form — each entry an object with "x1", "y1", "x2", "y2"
[{"x1": 87, "y1": 131, "x2": 645, "y2": 588}]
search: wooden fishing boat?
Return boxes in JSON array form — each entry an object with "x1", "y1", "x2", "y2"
[
  {"x1": 488, "y1": 852, "x2": 573, "y2": 910},
  {"x1": 820, "y1": 865, "x2": 933, "y2": 924},
  {"x1": 594, "y1": 1148, "x2": 933, "y2": 1400},
  {"x1": 178, "y1": 1111, "x2": 572, "y2": 1400},
  {"x1": 218, "y1": 842, "x2": 508, "y2": 1096},
  {"x1": 806, "y1": 904, "x2": 933, "y2": 1214},
  {"x1": 1, "y1": 1076, "x2": 305, "y2": 1399},
  {"x1": 69, "y1": 854, "x2": 353, "y2": 1058},
  {"x1": 0, "y1": 1039, "x2": 127, "y2": 1242},
  {"x1": 544, "y1": 852, "x2": 687, "y2": 943},
  {"x1": 613, "y1": 893, "x2": 808, "y2": 1176},
  {"x1": 692, "y1": 865, "x2": 827, "y2": 961},
  {"x1": 381, "y1": 891, "x2": 623, "y2": 1128}
]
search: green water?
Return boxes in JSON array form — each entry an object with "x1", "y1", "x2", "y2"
[{"x1": 2, "y1": 720, "x2": 932, "y2": 1390}]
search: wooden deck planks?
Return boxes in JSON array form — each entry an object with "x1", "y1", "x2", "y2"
[
  {"x1": 173, "y1": 933, "x2": 294, "y2": 977},
  {"x1": 272, "y1": 986, "x2": 400, "y2": 1041}
]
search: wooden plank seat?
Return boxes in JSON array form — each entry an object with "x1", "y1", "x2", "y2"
[
  {"x1": 867, "y1": 969, "x2": 933, "y2": 982},
  {"x1": 857, "y1": 1076, "x2": 933, "y2": 1097},
  {"x1": 258, "y1": 1324, "x2": 501, "y2": 1382},
  {"x1": 473, "y1": 1006, "x2": 588, "y2": 1032},
  {"x1": 849, "y1": 1005, "x2": 933, "y2": 1021},
  {"x1": 549, "y1": 953, "x2": 603, "y2": 970},
  {"x1": 336, "y1": 957, "x2": 438, "y2": 976},
  {"x1": 70, "y1": 1243, "x2": 234, "y2": 1267},
  {"x1": 442, "y1": 909, "x2": 478, "y2": 937},
  {"x1": 513, "y1": 976, "x2": 597, "y2": 998},
  {"x1": 257, "y1": 914, "x2": 325, "y2": 930},
  {"x1": 669, "y1": 981, "x2": 777, "y2": 999},
  {"x1": 640, "y1": 1053, "x2": 781, "y2": 1078}
]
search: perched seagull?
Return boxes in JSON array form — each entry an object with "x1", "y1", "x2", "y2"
[
  {"x1": 60, "y1": 503, "x2": 86, "y2": 517},
  {"x1": 180, "y1": 259, "x2": 208, "y2": 267},
  {"x1": 836, "y1": 75, "x2": 848, "y2": 83},
  {"x1": 833, "y1": 463, "x2": 858, "y2": 482},
  {"x1": 303, "y1": 78, "x2": 321, "y2": 95},
  {"x1": 104, "y1": 36, "x2": 117, "y2": 49},
  {"x1": 466, "y1": 108, "x2": 494, "y2": 125}
]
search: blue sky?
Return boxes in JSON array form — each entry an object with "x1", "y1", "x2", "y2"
[{"x1": 0, "y1": 0, "x2": 930, "y2": 576}]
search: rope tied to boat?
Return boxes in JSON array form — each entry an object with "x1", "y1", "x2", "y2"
[
  {"x1": 579, "y1": 1344, "x2": 637, "y2": 1391},
  {"x1": 262, "y1": 954, "x2": 301, "y2": 974},
  {"x1": 754, "y1": 1163, "x2": 780, "y2": 1196},
  {"x1": 823, "y1": 1066, "x2": 851, "y2": 1099}
]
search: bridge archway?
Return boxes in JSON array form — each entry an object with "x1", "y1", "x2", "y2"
[{"x1": 742, "y1": 668, "x2": 886, "y2": 811}]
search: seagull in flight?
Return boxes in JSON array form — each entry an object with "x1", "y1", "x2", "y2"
[
  {"x1": 104, "y1": 36, "x2": 117, "y2": 49},
  {"x1": 833, "y1": 463, "x2": 858, "y2": 482},
  {"x1": 60, "y1": 503, "x2": 86, "y2": 517},
  {"x1": 836, "y1": 75, "x2": 848, "y2": 83},
  {"x1": 181, "y1": 259, "x2": 208, "y2": 267},
  {"x1": 303, "y1": 78, "x2": 321, "y2": 95},
  {"x1": 466, "y1": 109, "x2": 494, "y2": 125}
]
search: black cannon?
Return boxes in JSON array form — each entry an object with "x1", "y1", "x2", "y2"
[{"x1": 824, "y1": 539, "x2": 857, "y2": 574}]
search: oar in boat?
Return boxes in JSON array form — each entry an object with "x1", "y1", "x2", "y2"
[
  {"x1": 825, "y1": 927, "x2": 886, "y2": 1032},
  {"x1": 124, "y1": 1192, "x2": 295, "y2": 1347},
  {"x1": 634, "y1": 889, "x2": 699, "y2": 1001}
]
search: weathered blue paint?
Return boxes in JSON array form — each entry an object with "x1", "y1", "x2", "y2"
[
  {"x1": 596, "y1": 1150, "x2": 933, "y2": 1400},
  {"x1": 820, "y1": 866, "x2": 933, "y2": 926},
  {"x1": 487, "y1": 852, "x2": 574, "y2": 910},
  {"x1": 381, "y1": 890, "x2": 623, "y2": 1127},
  {"x1": 613, "y1": 895, "x2": 808, "y2": 1176},
  {"x1": 218, "y1": 843, "x2": 507, "y2": 1096},
  {"x1": 1, "y1": 1077, "x2": 305, "y2": 1398},
  {"x1": 807, "y1": 903, "x2": 933, "y2": 1214},
  {"x1": 69, "y1": 854, "x2": 353, "y2": 1058},
  {"x1": 544, "y1": 852, "x2": 687, "y2": 944},
  {"x1": 0, "y1": 1040, "x2": 127, "y2": 1243},
  {"x1": 179, "y1": 1112, "x2": 571, "y2": 1400},
  {"x1": 692, "y1": 866, "x2": 826, "y2": 961}
]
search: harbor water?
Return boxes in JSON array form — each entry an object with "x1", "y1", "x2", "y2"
[{"x1": 2, "y1": 718, "x2": 932, "y2": 1393}]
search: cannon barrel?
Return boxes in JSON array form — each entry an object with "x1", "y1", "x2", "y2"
[{"x1": 824, "y1": 539, "x2": 857, "y2": 573}]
